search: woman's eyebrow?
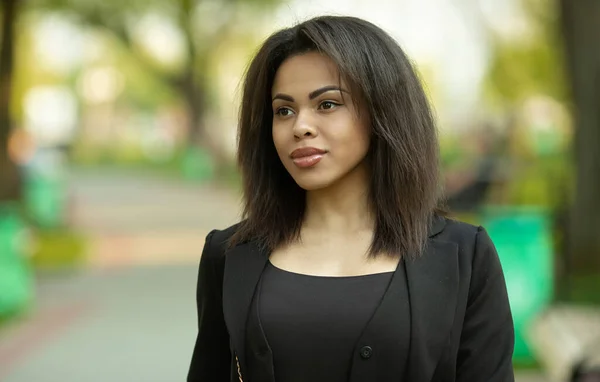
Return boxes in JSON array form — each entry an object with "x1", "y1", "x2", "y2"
[
  {"x1": 308, "y1": 85, "x2": 348, "y2": 100},
  {"x1": 272, "y1": 85, "x2": 349, "y2": 102}
]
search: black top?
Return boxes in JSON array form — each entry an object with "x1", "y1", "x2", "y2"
[{"x1": 248, "y1": 261, "x2": 394, "y2": 382}]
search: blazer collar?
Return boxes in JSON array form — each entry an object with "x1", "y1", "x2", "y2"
[
  {"x1": 404, "y1": 236, "x2": 459, "y2": 381},
  {"x1": 429, "y1": 214, "x2": 446, "y2": 237}
]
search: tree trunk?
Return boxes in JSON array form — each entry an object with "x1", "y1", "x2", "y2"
[
  {"x1": 559, "y1": 0, "x2": 600, "y2": 277},
  {"x1": 178, "y1": 5, "x2": 232, "y2": 178},
  {"x1": 0, "y1": 0, "x2": 21, "y2": 202},
  {"x1": 180, "y1": 75, "x2": 231, "y2": 172}
]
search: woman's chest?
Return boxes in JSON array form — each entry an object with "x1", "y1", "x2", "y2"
[{"x1": 269, "y1": 239, "x2": 400, "y2": 277}]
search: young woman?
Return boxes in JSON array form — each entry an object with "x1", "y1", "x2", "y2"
[{"x1": 188, "y1": 15, "x2": 515, "y2": 382}]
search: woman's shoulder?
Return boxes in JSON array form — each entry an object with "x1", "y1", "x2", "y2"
[
  {"x1": 434, "y1": 216, "x2": 481, "y2": 242},
  {"x1": 208, "y1": 222, "x2": 243, "y2": 245},
  {"x1": 200, "y1": 221, "x2": 245, "y2": 261},
  {"x1": 434, "y1": 216, "x2": 497, "y2": 254},
  {"x1": 434, "y1": 216, "x2": 502, "y2": 272}
]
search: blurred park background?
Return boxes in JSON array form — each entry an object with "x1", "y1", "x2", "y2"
[{"x1": 0, "y1": 0, "x2": 599, "y2": 381}]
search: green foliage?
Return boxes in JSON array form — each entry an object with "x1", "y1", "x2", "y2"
[
  {"x1": 26, "y1": 0, "x2": 282, "y2": 149},
  {"x1": 31, "y1": 229, "x2": 88, "y2": 269},
  {"x1": 503, "y1": 155, "x2": 573, "y2": 207},
  {"x1": 27, "y1": 0, "x2": 280, "y2": 70},
  {"x1": 484, "y1": 0, "x2": 567, "y2": 104},
  {"x1": 485, "y1": 39, "x2": 566, "y2": 104}
]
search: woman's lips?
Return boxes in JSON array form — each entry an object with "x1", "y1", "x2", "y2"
[
  {"x1": 290, "y1": 147, "x2": 327, "y2": 168},
  {"x1": 293, "y1": 154, "x2": 324, "y2": 168}
]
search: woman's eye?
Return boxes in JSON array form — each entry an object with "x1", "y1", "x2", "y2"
[
  {"x1": 319, "y1": 101, "x2": 340, "y2": 110},
  {"x1": 276, "y1": 108, "x2": 294, "y2": 117}
]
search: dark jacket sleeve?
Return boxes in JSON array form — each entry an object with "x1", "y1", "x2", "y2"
[
  {"x1": 456, "y1": 226, "x2": 515, "y2": 382},
  {"x1": 187, "y1": 230, "x2": 231, "y2": 382}
]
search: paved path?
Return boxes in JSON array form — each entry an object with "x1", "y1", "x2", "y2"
[
  {"x1": 1, "y1": 265, "x2": 199, "y2": 382},
  {"x1": 67, "y1": 168, "x2": 241, "y2": 268}
]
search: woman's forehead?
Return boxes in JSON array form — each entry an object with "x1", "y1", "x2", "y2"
[{"x1": 272, "y1": 53, "x2": 346, "y2": 95}]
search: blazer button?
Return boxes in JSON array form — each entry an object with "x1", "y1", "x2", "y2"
[{"x1": 359, "y1": 346, "x2": 373, "y2": 359}]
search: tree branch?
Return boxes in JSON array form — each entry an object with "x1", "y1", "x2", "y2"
[{"x1": 75, "y1": 7, "x2": 184, "y2": 89}]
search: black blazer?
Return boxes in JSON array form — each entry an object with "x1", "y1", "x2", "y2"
[{"x1": 187, "y1": 217, "x2": 515, "y2": 382}]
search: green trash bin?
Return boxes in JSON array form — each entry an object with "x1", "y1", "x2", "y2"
[
  {"x1": 0, "y1": 203, "x2": 34, "y2": 319},
  {"x1": 481, "y1": 206, "x2": 554, "y2": 363},
  {"x1": 24, "y1": 173, "x2": 66, "y2": 229}
]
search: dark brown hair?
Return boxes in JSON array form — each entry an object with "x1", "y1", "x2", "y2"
[{"x1": 231, "y1": 15, "x2": 444, "y2": 258}]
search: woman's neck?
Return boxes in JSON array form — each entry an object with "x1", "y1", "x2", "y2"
[{"x1": 302, "y1": 163, "x2": 372, "y2": 235}]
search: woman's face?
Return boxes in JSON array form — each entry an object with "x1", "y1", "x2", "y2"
[{"x1": 271, "y1": 52, "x2": 371, "y2": 191}]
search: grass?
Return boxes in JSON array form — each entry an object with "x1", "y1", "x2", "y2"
[{"x1": 30, "y1": 229, "x2": 89, "y2": 269}]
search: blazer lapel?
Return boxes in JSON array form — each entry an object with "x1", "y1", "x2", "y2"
[
  {"x1": 405, "y1": 237, "x2": 459, "y2": 381},
  {"x1": 222, "y1": 240, "x2": 269, "y2": 377}
]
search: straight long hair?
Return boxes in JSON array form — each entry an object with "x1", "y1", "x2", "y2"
[{"x1": 232, "y1": 15, "x2": 444, "y2": 258}]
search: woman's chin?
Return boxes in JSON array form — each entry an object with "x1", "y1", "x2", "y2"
[{"x1": 291, "y1": 175, "x2": 335, "y2": 191}]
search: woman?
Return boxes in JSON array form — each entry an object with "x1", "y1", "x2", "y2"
[{"x1": 188, "y1": 15, "x2": 515, "y2": 382}]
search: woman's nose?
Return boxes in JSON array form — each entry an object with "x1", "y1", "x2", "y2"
[{"x1": 293, "y1": 111, "x2": 318, "y2": 139}]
